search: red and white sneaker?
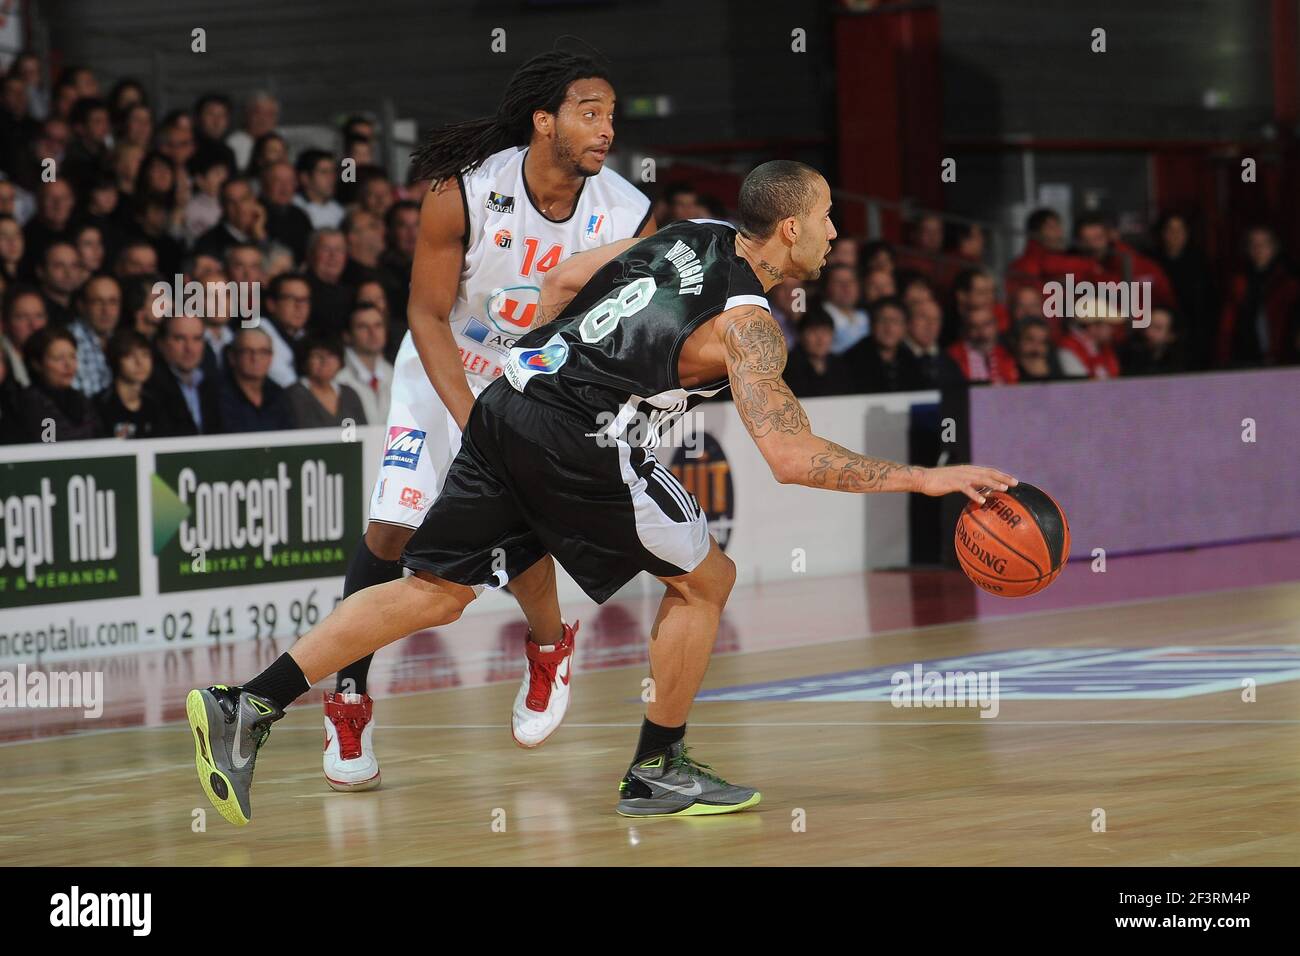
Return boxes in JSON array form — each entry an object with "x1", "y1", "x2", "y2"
[
  {"x1": 511, "y1": 621, "x2": 578, "y2": 748},
  {"x1": 323, "y1": 692, "x2": 381, "y2": 792}
]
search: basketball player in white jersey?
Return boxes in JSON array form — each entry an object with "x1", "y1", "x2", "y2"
[{"x1": 322, "y1": 51, "x2": 654, "y2": 790}]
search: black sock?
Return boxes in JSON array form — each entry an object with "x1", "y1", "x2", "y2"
[
  {"x1": 632, "y1": 718, "x2": 686, "y2": 765},
  {"x1": 243, "y1": 653, "x2": 310, "y2": 711},
  {"x1": 334, "y1": 536, "x2": 403, "y2": 695}
]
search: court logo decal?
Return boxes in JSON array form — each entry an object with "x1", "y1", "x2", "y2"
[
  {"x1": 383, "y1": 427, "x2": 427, "y2": 470},
  {"x1": 696, "y1": 647, "x2": 1300, "y2": 702}
]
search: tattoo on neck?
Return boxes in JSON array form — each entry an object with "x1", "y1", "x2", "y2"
[{"x1": 757, "y1": 259, "x2": 784, "y2": 283}]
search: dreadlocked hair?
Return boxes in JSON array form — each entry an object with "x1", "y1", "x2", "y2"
[{"x1": 410, "y1": 50, "x2": 611, "y2": 186}]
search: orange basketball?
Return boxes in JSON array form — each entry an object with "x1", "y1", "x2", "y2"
[{"x1": 954, "y1": 482, "x2": 1070, "y2": 597}]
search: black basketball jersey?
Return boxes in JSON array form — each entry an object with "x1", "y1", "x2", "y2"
[{"x1": 502, "y1": 219, "x2": 769, "y2": 447}]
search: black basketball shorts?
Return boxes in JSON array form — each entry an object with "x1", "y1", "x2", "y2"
[{"x1": 400, "y1": 379, "x2": 711, "y2": 603}]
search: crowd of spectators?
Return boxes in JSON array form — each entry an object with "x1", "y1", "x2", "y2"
[
  {"x1": 656, "y1": 183, "x2": 1300, "y2": 400},
  {"x1": 0, "y1": 53, "x2": 415, "y2": 444}
]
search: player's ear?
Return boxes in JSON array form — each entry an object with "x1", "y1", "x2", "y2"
[{"x1": 533, "y1": 109, "x2": 552, "y2": 138}]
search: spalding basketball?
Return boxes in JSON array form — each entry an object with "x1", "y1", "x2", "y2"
[{"x1": 954, "y1": 482, "x2": 1070, "y2": 597}]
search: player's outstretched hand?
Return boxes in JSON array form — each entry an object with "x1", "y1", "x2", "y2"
[{"x1": 917, "y1": 466, "x2": 1017, "y2": 504}]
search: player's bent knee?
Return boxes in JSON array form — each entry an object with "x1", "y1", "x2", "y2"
[
  {"x1": 410, "y1": 570, "x2": 477, "y2": 623},
  {"x1": 365, "y1": 521, "x2": 414, "y2": 562}
]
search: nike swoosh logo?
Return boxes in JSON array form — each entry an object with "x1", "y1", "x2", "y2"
[
  {"x1": 559, "y1": 657, "x2": 571, "y2": 686},
  {"x1": 230, "y1": 701, "x2": 252, "y2": 769},
  {"x1": 648, "y1": 777, "x2": 702, "y2": 796}
]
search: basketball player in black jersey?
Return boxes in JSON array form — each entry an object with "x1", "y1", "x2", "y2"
[{"x1": 187, "y1": 161, "x2": 1016, "y2": 821}]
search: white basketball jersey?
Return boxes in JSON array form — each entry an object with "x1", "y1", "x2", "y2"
[{"x1": 449, "y1": 146, "x2": 651, "y2": 383}]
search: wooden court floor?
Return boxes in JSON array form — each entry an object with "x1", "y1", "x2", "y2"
[{"x1": 1, "y1": 573, "x2": 1297, "y2": 866}]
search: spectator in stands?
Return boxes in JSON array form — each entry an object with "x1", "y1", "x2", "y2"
[
  {"x1": 81, "y1": 172, "x2": 125, "y2": 252},
  {"x1": 1217, "y1": 226, "x2": 1299, "y2": 368},
  {"x1": 149, "y1": 312, "x2": 223, "y2": 435},
  {"x1": 816, "y1": 263, "x2": 870, "y2": 353},
  {"x1": 111, "y1": 141, "x2": 144, "y2": 195},
  {"x1": 219, "y1": 325, "x2": 293, "y2": 432},
  {"x1": 303, "y1": 229, "x2": 353, "y2": 336},
  {"x1": 13, "y1": 118, "x2": 67, "y2": 193},
  {"x1": 767, "y1": 275, "x2": 803, "y2": 349},
  {"x1": 294, "y1": 150, "x2": 345, "y2": 230},
  {"x1": 107, "y1": 77, "x2": 147, "y2": 116},
  {"x1": 899, "y1": 273, "x2": 940, "y2": 317},
  {"x1": 860, "y1": 240, "x2": 895, "y2": 276},
  {"x1": 379, "y1": 200, "x2": 418, "y2": 343},
  {"x1": 286, "y1": 334, "x2": 367, "y2": 428},
  {"x1": 127, "y1": 193, "x2": 185, "y2": 277},
  {"x1": 11, "y1": 53, "x2": 50, "y2": 122},
  {"x1": 1073, "y1": 213, "x2": 1176, "y2": 308},
  {"x1": 357, "y1": 167, "x2": 395, "y2": 220},
  {"x1": 902, "y1": 293, "x2": 963, "y2": 391},
  {"x1": 115, "y1": 102, "x2": 152, "y2": 151},
  {"x1": 227, "y1": 91, "x2": 281, "y2": 173},
  {"x1": 1012, "y1": 317, "x2": 1063, "y2": 382},
  {"x1": 782, "y1": 310, "x2": 852, "y2": 398},
  {"x1": 157, "y1": 110, "x2": 196, "y2": 169},
  {"x1": 1, "y1": 285, "x2": 47, "y2": 387},
  {"x1": 1057, "y1": 311, "x2": 1121, "y2": 380},
  {"x1": 1151, "y1": 212, "x2": 1215, "y2": 369},
  {"x1": 114, "y1": 239, "x2": 159, "y2": 280},
  {"x1": 122, "y1": 274, "x2": 165, "y2": 340},
  {"x1": 947, "y1": 266, "x2": 1002, "y2": 343},
  {"x1": 826, "y1": 236, "x2": 859, "y2": 269},
  {"x1": 1120, "y1": 305, "x2": 1186, "y2": 376},
  {"x1": 1006, "y1": 208, "x2": 1101, "y2": 302},
  {"x1": 134, "y1": 149, "x2": 181, "y2": 208},
  {"x1": 845, "y1": 296, "x2": 920, "y2": 393},
  {"x1": 341, "y1": 209, "x2": 385, "y2": 285},
  {"x1": 69, "y1": 275, "x2": 121, "y2": 396},
  {"x1": 72, "y1": 222, "x2": 105, "y2": 278},
  {"x1": 61, "y1": 96, "x2": 111, "y2": 191},
  {"x1": 263, "y1": 272, "x2": 312, "y2": 387},
  {"x1": 260, "y1": 160, "x2": 312, "y2": 261},
  {"x1": 334, "y1": 303, "x2": 393, "y2": 426},
  {"x1": 0, "y1": 213, "x2": 24, "y2": 283},
  {"x1": 182, "y1": 151, "x2": 231, "y2": 246},
  {"x1": 245, "y1": 131, "x2": 289, "y2": 182},
  {"x1": 195, "y1": 176, "x2": 268, "y2": 261},
  {"x1": 23, "y1": 179, "x2": 76, "y2": 272},
  {"x1": 193, "y1": 93, "x2": 238, "y2": 174},
  {"x1": 96, "y1": 328, "x2": 161, "y2": 438},
  {"x1": 0, "y1": 74, "x2": 38, "y2": 173},
  {"x1": 863, "y1": 268, "x2": 896, "y2": 304},
  {"x1": 940, "y1": 222, "x2": 985, "y2": 289},
  {"x1": 197, "y1": 274, "x2": 236, "y2": 377},
  {"x1": 17, "y1": 325, "x2": 103, "y2": 441},
  {"x1": 185, "y1": 252, "x2": 223, "y2": 284},
  {"x1": 661, "y1": 183, "x2": 703, "y2": 225},
  {"x1": 896, "y1": 212, "x2": 944, "y2": 278},
  {"x1": 948, "y1": 306, "x2": 1018, "y2": 384},
  {"x1": 37, "y1": 240, "x2": 80, "y2": 325}
]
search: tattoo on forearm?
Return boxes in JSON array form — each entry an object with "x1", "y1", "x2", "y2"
[
  {"x1": 808, "y1": 440, "x2": 918, "y2": 492},
  {"x1": 733, "y1": 378, "x2": 809, "y2": 435}
]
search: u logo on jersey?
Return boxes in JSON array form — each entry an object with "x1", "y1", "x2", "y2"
[
  {"x1": 383, "y1": 426, "x2": 427, "y2": 470},
  {"x1": 485, "y1": 284, "x2": 540, "y2": 334}
]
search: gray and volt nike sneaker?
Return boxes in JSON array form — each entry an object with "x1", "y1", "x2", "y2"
[
  {"x1": 186, "y1": 685, "x2": 284, "y2": 826},
  {"x1": 616, "y1": 741, "x2": 761, "y2": 817}
]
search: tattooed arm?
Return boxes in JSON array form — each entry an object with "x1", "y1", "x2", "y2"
[
  {"x1": 531, "y1": 216, "x2": 657, "y2": 331},
  {"x1": 719, "y1": 306, "x2": 1017, "y2": 501}
]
